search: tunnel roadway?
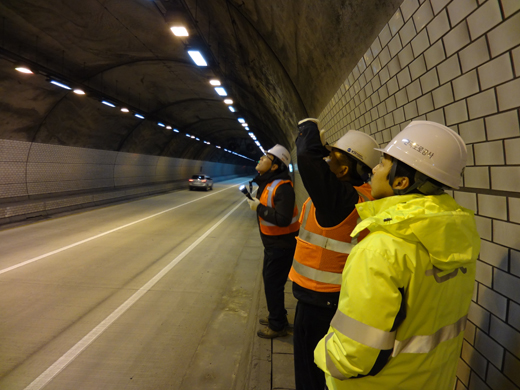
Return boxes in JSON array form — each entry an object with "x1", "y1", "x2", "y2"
[{"x1": 0, "y1": 177, "x2": 264, "y2": 390}]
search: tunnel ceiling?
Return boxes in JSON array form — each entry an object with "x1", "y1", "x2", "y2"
[{"x1": 0, "y1": 0, "x2": 402, "y2": 164}]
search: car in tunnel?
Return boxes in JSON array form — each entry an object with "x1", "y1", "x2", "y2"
[{"x1": 189, "y1": 174, "x2": 213, "y2": 191}]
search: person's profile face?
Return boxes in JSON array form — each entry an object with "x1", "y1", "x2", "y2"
[
  {"x1": 370, "y1": 155, "x2": 395, "y2": 199},
  {"x1": 256, "y1": 154, "x2": 274, "y2": 175}
]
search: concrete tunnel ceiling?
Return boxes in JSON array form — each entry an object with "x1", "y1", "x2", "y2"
[{"x1": 0, "y1": 0, "x2": 402, "y2": 165}]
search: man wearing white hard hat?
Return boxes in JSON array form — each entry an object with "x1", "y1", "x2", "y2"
[
  {"x1": 314, "y1": 121, "x2": 481, "y2": 390},
  {"x1": 289, "y1": 118, "x2": 379, "y2": 390},
  {"x1": 248, "y1": 144, "x2": 300, "y2": 338}
]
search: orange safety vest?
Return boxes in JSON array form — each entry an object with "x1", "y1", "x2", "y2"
[
  {"x1": 289, "y1": 183, "x2": 373, "y2": 293},
  {"x1": 258, "y1": 179, "x2": 300, "y2": 236}
]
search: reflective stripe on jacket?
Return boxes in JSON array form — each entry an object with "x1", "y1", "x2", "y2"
[
  {"x1": 314, "y1": 194, "x2": 481, "y2": 390},
  {"x1": 259, "y1": 179, "x2": 300, "y2": 236},
  {"x1": 289, "y1": 183, "x2": 373, "y2": 293}
]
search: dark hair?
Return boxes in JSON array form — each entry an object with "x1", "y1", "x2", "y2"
[{"x1": 271, "y1": 155, "x2": 287, "y2": 173}]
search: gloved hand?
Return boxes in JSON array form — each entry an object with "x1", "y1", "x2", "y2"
[
  {"x1": 319, "y1": 129, "x2": 327, "y2": 146},
  {"x1": 247, "y1": 198, "x2": 261, "y2": 211},
  {"x1": 298, "y1": 118, "x2": 319, "y2": 126}
]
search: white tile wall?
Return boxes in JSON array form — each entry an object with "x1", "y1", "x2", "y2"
[
  {"x1": 474, "y1": 141, "x2": 504, "y2": 166},
  {"x1": 485, "y1": 110, "x2": 520, "y2": 140},
  {"x1": 487, "y1": 12, "x2": 520, "y2": 57},
  {"x1": 446, "y1": 100, "x2": 469, "y2": 124},
  {"x1": 510, "y1": 198, "x2": 520, "y2": 223},
  {"x1": 467, "y1": 0, "x2": 502, "y2": 39},
  {"x1": 308, "y1": 1, "x2": 520, "y2": 388},
  {"x1": 447, "y1": 0, "x2": 478, "y2": 26},
  {"x1": 444, "y1": 22, "x2": 471, "y2": 57},
  {"x1": 475, "y1": 329, "x2": 504, "y2": 367},
  {"x1": 502, "y1": 0, "x2": 520, "y2": 18},
  {"x1": 452, "y1": 70, "x2": 479, "y2": 100},
  {"x1": 490, "y1": 316, "x2": 520, "y2": 359},
  {"x1": 477, "y1": 193, "x2": 507, "y2": 219},
  {"x1": 478, "y1": 284, "x2": 508, "y2": 319},
  {"x1": 414, "y1": 1, "x2": 434, "y2": 31},
  {"x1": 493, "y1": 220, "x2": 520, "y2": 250},
  {"x1": 491, "y1": 167, "x2": 520, "y2": 192},
  {"x1": 454, "y1": 190, "x2": 477, "y2": 210},
  {"x1": 497, "y1": 78, "x2": 520, "y2": 111},
  {"x1": 467, "y1": 89, "x2": 498, "y2": 119},
  {"x1": 475, "y1": 259, "x2": 493, "y2": 286},
  {"x1": 437, "y1": 54, "x2": 462, "y2": 84}
]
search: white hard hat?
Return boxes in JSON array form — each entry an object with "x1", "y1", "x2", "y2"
[
  {"x1": 327, "y1": 130, "x2": 380, "y2": 169},
  {"x1": 377, "y1": 121, "x2": 467, "y2": 189},
  {"x1": 267, "y1": 144, "x2": 291, "y2": 165}
]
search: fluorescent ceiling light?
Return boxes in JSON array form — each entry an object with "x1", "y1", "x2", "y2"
[
  {"x1": 166, "y1": 125, "x2": 172, "y2": 130},
  {"x1": 241, "y1": 123, "x2": 248, "y2": 127},
  {"x1": 173, "y1": 129, "x2": 180, "y2": 133},
  {"x1": 50, "y1": 80, "x2": 71, "y2": 90},
  {"x1": 135, "y1": 113, "x2": 145, "y2": 119},
  {"x1": 170, "y1": 26, "x2": 189, "y2": 36},
  {"x1": 228, "y1": 106, "x2": 236, "y2": 112},
  {"x1": 121, "y1": 107, "x2": 129, "y2": 113},
  {"x1": 187, "y1": 50, "x2": 207, "y2": 66},
  {"x1": 190, "y1": 135, "x2": 195, "y2": 139},
  {"x1": 186, "y1": 133, "x2": 191, "y2": 137},
  {"x1": 102, "y1": 100, "x2": 116, "y2": 107},
  {"x1": 210, "y1": 79, "x2": 221, "y2": 86},
  {"x1": 216, "y1": 146, "x2": 221, "y2": 149},
  {"x1": 223, "y1": 99, "x2": 233, "y2": 104},
  {"x1": 214, "y1": 87, "x2": 227, "y2": 96},
  {"x1": 158, "y1": 122, "x2": 165, "y2": 127},
  {"x1": 73, "y1": 89, "x2": 85, "y2": 95},
  {"x1": 237, "y1": 118, "x2": 245, "y2": 123},
  {"x1": 15, "y1": 66, "x2": 33, "y2": 74},
  {"x1": 245, "y1": 126, "x2": 249, "y2": 130},
  {"x1": 255, "y1": 141, "x2": 261, "y2": 146}
]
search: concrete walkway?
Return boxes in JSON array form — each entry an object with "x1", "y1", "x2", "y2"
[{"x1": 248, "y1": 281, "x2": 298, "y2": 390}]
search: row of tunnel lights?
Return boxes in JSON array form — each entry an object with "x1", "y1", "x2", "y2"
[
  {"x1": 14, "y1": 64, "x2": 256, "y2": 161},
  {"x1": 169, "y1": 23, "x2": 266, "y2": 156}
]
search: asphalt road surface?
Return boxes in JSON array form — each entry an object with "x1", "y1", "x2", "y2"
[{"x1": 0, "y1": 177, "x2": 265, "y2": 390}]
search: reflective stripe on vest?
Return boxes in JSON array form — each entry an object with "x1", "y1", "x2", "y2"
[
  {"x1": 290, "y1": 186, "x2": 371, "y2": 289},
  {"x1": 258, "y1": 179, "x2": 299, "y2": 235},
  {"x1": 291, "y1": 259, "x2": 342, "y2": 285},
  {"x1": 328, "y1": 309, "x2": 467, "y2": 356},
  {"x1": 260, "y1": 215, "x2": 299, "y2": 227}
]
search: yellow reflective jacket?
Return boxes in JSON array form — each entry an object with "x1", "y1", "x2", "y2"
[{"x1": 314, "y1": 194, "x2": 481, "y2": 390}]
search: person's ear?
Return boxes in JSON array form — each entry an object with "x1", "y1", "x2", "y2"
[
  {"x1": 392, "y1": 176, "x2": 410, "y2": 191},
  {"x1": 338, "y1": 165, "x2": 349, "y2": 178},
  {"x1": 270, "y1": 163, "x2": 279, "y2": 172}
]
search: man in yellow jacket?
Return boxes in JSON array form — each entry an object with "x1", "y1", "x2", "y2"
[{"x1": 314, "y1": 121, "x2": 481, "y2": 390}]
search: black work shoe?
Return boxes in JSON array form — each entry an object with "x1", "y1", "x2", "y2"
[
  {"x1": 259, "y1": 317, "x2": 269, "y2": 326},
  {"x1": 257, "y1": 326, "x2": 288, "y2": 339}
]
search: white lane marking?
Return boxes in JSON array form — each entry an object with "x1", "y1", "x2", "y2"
[
  {"x1": 23, "y1": 198, "x2": 247, "y2": 390},
  {"x1": 0, "y1": 182, "x2": 247, "y2": 276}
]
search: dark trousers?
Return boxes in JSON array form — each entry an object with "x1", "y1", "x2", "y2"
[
  {"x1": 262, "y1": 246, "x2": 295, "y2": 331},
  {"x1": 293, "y1": 300, "x2": 336, "y2": 390}
]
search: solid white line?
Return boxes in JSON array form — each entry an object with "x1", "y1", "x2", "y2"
[
  {"x1": 0, "y1": 183, "x2": 245, "y2": 276},
  {"x1": 23, "y1": 198, "x2": 247, "y2": 390}
]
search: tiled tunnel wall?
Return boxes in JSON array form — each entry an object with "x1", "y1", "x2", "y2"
[
  {"x1": 0, "y1": 138, "x2": 249, "y2": 225},
  {"x1": 292, "y1": 0, "x2": 520, "y2": 388}
]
